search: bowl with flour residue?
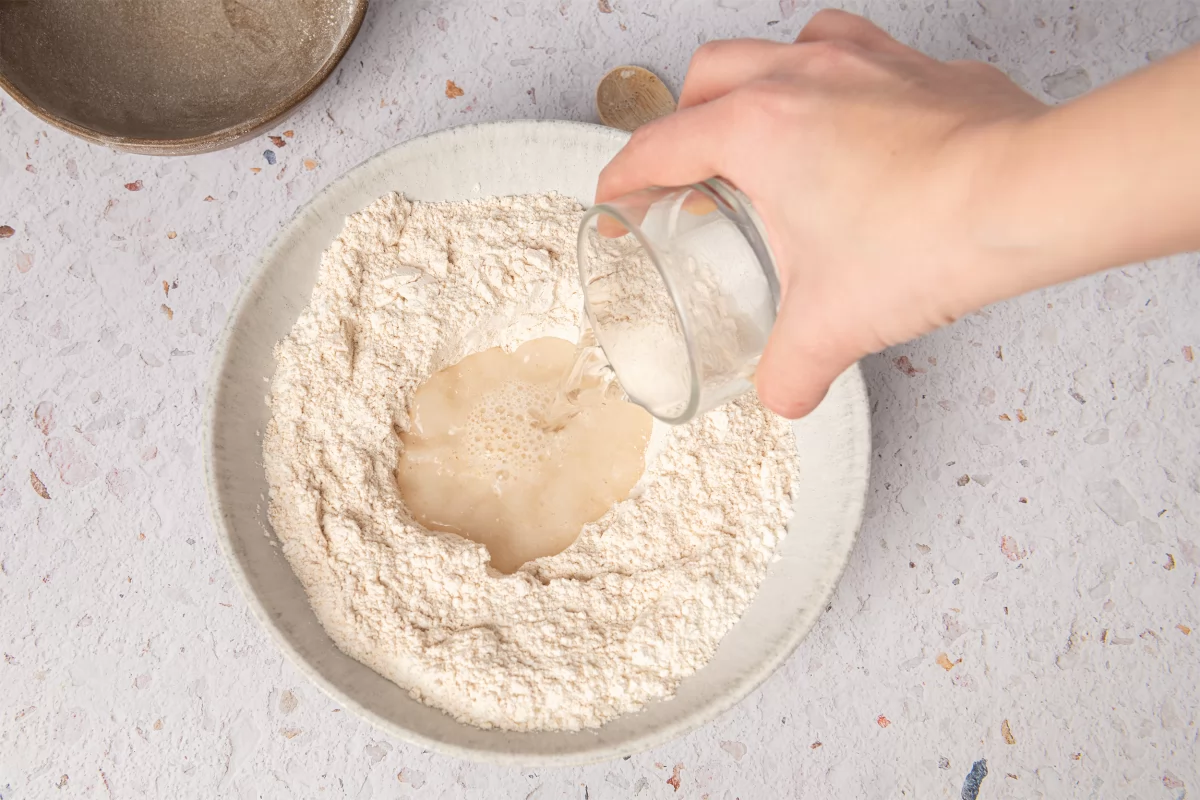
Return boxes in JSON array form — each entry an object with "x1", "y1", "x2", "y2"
[{"x1": 204, "y1": 120, "x2": 870, "y2": 765}]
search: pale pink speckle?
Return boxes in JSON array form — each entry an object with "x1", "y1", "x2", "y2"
[
  {"x1": 278, "y1": 690, "x2": 299, "y2": 714},
  {"x1": 106, "y1": 468, "x2": 134, "y2": 499},
  {"x1": 719, "y1": 740, "x2": 747, "y2": 761},
  {"x1": 33, "y1": 402, "x2": 55, "y2": 435},
  {"x1": 1000, "y1": 535, "x2": 1027, "y2": 561},
  {"x1": 0, "y1": 479, "x2": 19, "y2": 509},
  {"x1": 436, "y1": 16, "x2": 449, "y2": 30},
  {"x1": 16, "y1": 252, "x2": 34, "y2": 273},
  {"x1": 45, "y1": 437, "x2": 99, "y2": 486},
  {"x1": 943, "y1": 612, "x2": 967, "y2": 641},
  {"x1": 141, "y1": 445, "x2": 158, "y2": 462},
  {"x1": 397, "y1": 769, "x2": 427, "y2": 789},
  {"x1": 952, "y1": 671, "x2": 977, "y2": 691}
]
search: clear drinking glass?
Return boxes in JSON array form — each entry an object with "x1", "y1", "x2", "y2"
[{"x1": 577, "y1": 179, "x2": 780, "y2": 424}]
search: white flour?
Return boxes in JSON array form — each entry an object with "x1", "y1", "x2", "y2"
[{"x1": 263, "y1": 191, "x2": 799, "y2": 731}]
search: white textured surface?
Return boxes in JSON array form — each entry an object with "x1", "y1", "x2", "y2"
[{"x1": 1, "y1": 1, "x2": 1198, "y2": 797}]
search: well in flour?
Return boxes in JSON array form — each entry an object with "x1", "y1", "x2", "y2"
[
  {"x1": 396, "y1": 335, "x2": 652, "y2": 574},
  {"x1": 263, "y1": 191, "x2": 799, "y2": 731}
]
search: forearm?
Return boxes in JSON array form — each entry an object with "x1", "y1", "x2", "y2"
[{"x1": 979, "y1": 45, "x2": 1200, "y2": 300}]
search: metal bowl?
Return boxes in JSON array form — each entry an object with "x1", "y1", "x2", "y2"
[{"x1": 0, "y1": 0, "x2": 367, "y2": 155}]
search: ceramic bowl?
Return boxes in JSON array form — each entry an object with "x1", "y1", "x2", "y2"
[
  {"x1": 204, "y1": 120, "x2": 870, "y2": 765},
  {"x1": 0, "y1": 0, "x2": 366, "y2": 156}
]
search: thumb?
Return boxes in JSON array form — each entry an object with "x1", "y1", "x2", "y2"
[{"x1": 754, "y1": 284, "x2": 860, "y2": 419}]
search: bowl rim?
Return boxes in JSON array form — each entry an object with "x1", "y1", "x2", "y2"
[
  {"x1": 0, "y1": 0, "x2": 368, "y2": 156},
  {"x1": 203, "y1": 119, "x2": 870, "y2": 765}
]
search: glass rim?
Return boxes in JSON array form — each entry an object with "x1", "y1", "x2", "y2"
[
  {"x1": 577, "y1": 198, "x2": 702, "y2": 425},
  {"x1": 701, "y1": 179, "x2": 781, "y2": 312}
]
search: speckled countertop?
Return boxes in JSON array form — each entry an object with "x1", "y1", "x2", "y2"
[{"x1": 2, "y1": 1, "x2": 1198, "y2": 798}]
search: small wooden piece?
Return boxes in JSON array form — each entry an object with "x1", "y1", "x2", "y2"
[{"x1": 596, "y1": 66, "x2": 676, "y2": 132}]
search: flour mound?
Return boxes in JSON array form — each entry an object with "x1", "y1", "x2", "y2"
[{"x1": 263, "y1": 192, "x2": 799, "y2": 731}]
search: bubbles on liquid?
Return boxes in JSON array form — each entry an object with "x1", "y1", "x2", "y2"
[
  {"x1": 461, "y1": 380, "x2": 556, "y2": 477},
  {"x1": 396, "y1": 337, "x2": 653, "y2": 574}
]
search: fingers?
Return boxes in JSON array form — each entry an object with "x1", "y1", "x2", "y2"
[
  {"x1": 678, "y1": 39, "x2": 795, "y2": 109},
  {"x1": 755, "y1": 284, "x2": 859, "y2": 419},
  {"x1": 795, "y1": 8, "x2": 909, "y2": 55},
  {"x1": 599, "y1": 10, "x2": 910, "y2": 206},
  {"x1": 594, "y1": 92, "x2": 745, "y2": 204},
  {"x1": 678, "y1": 18, "x2": 906, "y2": 111}
]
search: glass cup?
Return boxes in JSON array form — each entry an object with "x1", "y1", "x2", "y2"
[{"x1": 576, "y1": 179, "x2": 780, "y2": 424}]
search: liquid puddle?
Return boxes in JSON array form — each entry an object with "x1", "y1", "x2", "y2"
[{"x1": 397, "y1": 336, "x2": 651, "y2": 573}]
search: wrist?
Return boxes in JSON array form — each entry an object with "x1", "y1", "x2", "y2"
[
  {"x1": 968, "y1": 47, "x2": 1200, "y2": 299},
  {"x1": 948, "y1": 113, "x2": 1060, "y2": 314}
]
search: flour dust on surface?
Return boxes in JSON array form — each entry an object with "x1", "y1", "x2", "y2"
[
  {"x1": 263, "y1": 191, "x2": 799, "y2": 731},
  {"x1": 397, "y1": 336, "x2": 651, "y2": 574}
]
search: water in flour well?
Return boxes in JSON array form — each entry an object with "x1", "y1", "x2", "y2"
[{"x1": 397, "y1": 336, "x2": 651, "y2": 573}]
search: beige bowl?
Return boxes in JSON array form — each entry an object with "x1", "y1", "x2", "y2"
[
  {"x1": 0, "y1": 0, "x2": 366, "y2": 155},
  {"x1": 204, "y1": 120, "x2": 870, "y2": 765}
]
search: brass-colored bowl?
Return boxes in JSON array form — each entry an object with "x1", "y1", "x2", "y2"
[{"x1": 0, "y1": 0, "x2": 367, "y2": 156}]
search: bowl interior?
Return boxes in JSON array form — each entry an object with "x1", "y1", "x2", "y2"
[
  {"x1": 0, "y1": 0, "x2": 363, "y2": 147},
  {"x1": 205, "y1": 120, "x2": 870, "y2": 765}
]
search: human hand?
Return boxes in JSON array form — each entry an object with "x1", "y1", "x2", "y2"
[{"x1": 595, "y1": 10, "x2": 1048, "y2": 418}]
